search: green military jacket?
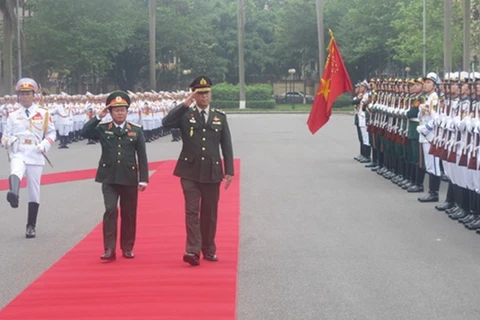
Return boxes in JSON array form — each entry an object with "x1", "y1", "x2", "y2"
[
  {"x1": 80, "y1": 117, "x2": 149, "y2": 186},
  {"x1": 162, "y1": 103, "x2": 234, "y2": 183},
  {"x1": 406, "y1": 94, "x2": 426, "y2": 140}
]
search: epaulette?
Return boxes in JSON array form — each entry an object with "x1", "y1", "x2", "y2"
[
  {"x1": 213, "y1": 108, "x2": 225, "y2": 114},
  {"x1": 99, "y1": 120, "x2": 112, "y2": 125},
  {"x1": 128, "y1": 121, "x2": 141, "y2": 127}
]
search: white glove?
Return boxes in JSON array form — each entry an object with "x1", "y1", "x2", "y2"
[{"x1": 36, "y1": 144, "x2": 45, "y2": 153}]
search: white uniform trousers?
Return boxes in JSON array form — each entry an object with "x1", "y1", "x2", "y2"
[
  {"x1": 10, "y1": 157, "x2": 43, "y2": 203},
  {"x1": 421, "y1": 142, "x2": 440, "y2": 176}
]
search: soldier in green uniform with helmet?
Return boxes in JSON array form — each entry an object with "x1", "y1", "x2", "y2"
[{"x1": 404, "y1": 78, "x2": 426, "y2": 191}]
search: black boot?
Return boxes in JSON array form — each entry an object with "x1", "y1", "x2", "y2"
[
  {"x1": 7, "y1": 175, "x2": 21, "y2": 208},
  {"x1": 26, "y1": 202, "x2": 39, "y2": 238},
  {"x1": 436, "y1": 182, "x2": 454, "y2": 211}
]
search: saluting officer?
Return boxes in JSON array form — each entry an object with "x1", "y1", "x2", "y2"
[
  {"x1": 2, "y1": 78, "x2": 57, "y2": 238},
  {"x1": 162, "y1": 76, "x2": 234, "y2": 266},
  {"x1": 81, "y1": 91, "x2": 149, "y2": 261}
]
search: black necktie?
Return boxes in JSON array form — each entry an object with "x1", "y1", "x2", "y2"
[
  {"x1": 201, "y1": 110, "x2": 206, "y2": 124},
  {"x1": 25, "y1": 109, "x2": 29, "y2": 118},
  {"x1": 115, "y1": 126, "x2": 122, "y2": 134}
]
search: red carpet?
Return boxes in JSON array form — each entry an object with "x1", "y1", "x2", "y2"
[
  {"x1": 0, "y1": 161, "x2": 166, "y2": 190},
  {"x1": 0, "y1": 160, "x2": 240, "y2": 320}
]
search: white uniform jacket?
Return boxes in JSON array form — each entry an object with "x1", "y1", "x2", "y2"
[{"x1": 2, "y1": 104, "x2": 56, "y2": 165}]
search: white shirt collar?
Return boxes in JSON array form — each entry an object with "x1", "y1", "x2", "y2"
[{"x1": 114, "y1": 121, "x2": 126, "y2": 128}]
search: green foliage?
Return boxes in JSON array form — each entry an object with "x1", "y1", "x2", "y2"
[
  {"x1": 211, "y1": 101, "x2": 239, "y2": 109},
  {"x1": 17, "y1": 0, "x2": 472, "y2": 93},
  {"x1": 246, "y1": 84, "x2": 272, "y2": 100},
  {"x1": 332, "y1": 94, "x2": 354, "y2": 108},
  {"x1": 212, "y1": 83, "x2": 274, "y2": 109},
  {"x1": 247, "y1": 100, "x2": 276, "y2": 109}
]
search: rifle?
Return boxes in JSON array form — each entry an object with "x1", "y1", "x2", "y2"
[
  {"x1": 447, "y1": 81, "x2": 464, "y2": 163},
  {"x1": 438, "y1": 82, "x2": 452, "y2": 160},
  {"x1": 459, "y1": 83, "x2": 474, "y2": 167},
  {"x1": 468, "y1": 81, "x2": 478, "y2": 169}
]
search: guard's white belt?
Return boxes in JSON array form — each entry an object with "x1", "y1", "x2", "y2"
[{"x1": 409, "y1": 118, "x2": 419, "y2": 122}]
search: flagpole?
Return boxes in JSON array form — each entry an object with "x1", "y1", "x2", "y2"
[{"x1": 315, "y1": 0, "x2": 324, "y2": 78}]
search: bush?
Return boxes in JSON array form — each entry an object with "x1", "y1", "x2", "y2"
[
  {"x1": 210, "y1": 100, "x2": 240, "y2": 109},
  {"x1": 332, "y1": 94, "x2": 354, "y2": 108},
  {"x1": 212, "y1": 83, "x2": 274, "y2": 108},
  {"x1": 246, "y1": 84, "x2": 273, "y2": 101},
  {"x1": 212, "y1": 83, "x2": 238, "y2": 101},
  {"x1": 247, "y1": 100, "x2": 275, "y2": 109}
]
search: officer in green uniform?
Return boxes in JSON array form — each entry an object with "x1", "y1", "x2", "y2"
[
  {"x1": 405, "y1": 78, "x2": 426, "y2": 191},
  {"x1": 81, "y1": 91, "x2": 149, "y2": 261},
  {"x1": 162, "y1": 76, "x2": 234, "y2": 266}
]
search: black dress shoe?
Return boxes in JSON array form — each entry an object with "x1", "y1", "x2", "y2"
[
  {"x1": 353, "y1": 155, "x2": 362, "y2": 161},
  {"x1": 435, "y1": 201, "x2": 454, "y2": 211},
  {"x1": 365, "y1": 162, "x2": 377, "y2": 168},
  {"x1": 445, "y1": 205, "x2": 460, "y2": 215},
  {"x1": 407, "y1": 185, "x2": 424, "y2": 193},
  {"x1": 450, "y1": 209, "x2": 467, "y2": 220},
  {"x1": 203, "y1": 254, "x2": 219, "y2": 262},
  {"x1": 465, "y1": 217, "x2": 480, "y2": 230},
  {"x1": 402, "y1": 182, "x2": 413, "y2": 190},
  {"x1": 459, "y1": 214, "x2": 476, "y2": 224},
  {"x1": 359, "y1": 158, "x2": 371, "y2": 164},
  {"x1": 183, "y1": 252, "x2": 200, "y2": 266},
  {"x1": 122, "y1": 251, "x2": 135, "y2": 259},
  {"x1": 101, "y1": 249, "x2": 116, "y2": 261},
  {"x1": 25, "y1": 225, "x2": 36, "y2": 239},
  {"x1": 418, "y1": 192, "x2": 439, "y2": 203}
]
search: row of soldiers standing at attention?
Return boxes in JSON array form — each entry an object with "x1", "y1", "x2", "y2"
[
  {"x1": 354, "y1": 72, "x2": 480, "y2": 233},
  {"x1": 0, "y1": 90, "x2": 190, "y2": 148}
]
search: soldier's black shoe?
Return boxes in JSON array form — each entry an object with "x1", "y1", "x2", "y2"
[
  {"x1": 122, "y1": 251, "x2": 135, "y2": 259},
  {"x1": 25, "y1": 225, "x2": 36, "y2": 239},
  {"x1": 7, "y1": 175, "x2": 20, "y2": 208},
  {"x1": 7, "y1": 192, "x2": 19, "y2": 208},
  {"x1": 418, "y1": 192, "x2": 439, "y2": 202},
  {"x1": 459, "y1": 214, "x2": 476, "y2": 224},
  {"x1": 445, "y1": 205, "x2": 460, "y2": 215},
  {"x1": 359, "y1": 158, "x2": 371, "y2": 164},
  {"x1": 407, "y1": 185, "x2": 424, "y2": 193},
  {"x1": 450, "y1": 209, "x2": 467, "y2": 220},
  {"x1": 365, "y1": 162, "x2": 377, "y2": 168},
  {"x1": 377, "y1": 167, "x2": 387, "y2": 175},
  {"x1": 476, "y1": 229, "x2": 480, "y2": 235},
  {"x1": 402, "y1": 181, "x2": 413, "y2": 190},
  {"x1": 435, "y1": 201, "x2": 454, "y2": 211},
  {"x1": 183, "y1": 252, "x2": 200, "y2": 266},
  {"x1": 370, "y1": 166, "x2": 380, "y2": 172},
  {"x1": 464, "y1": 217, "x2": 480, "y2": 229},
  {"x1": 100, "y1": 249, "x2": 116, "y2": 261},
  {"x1": 203, "y1": 254, "x2": 218, "y2": 262}
]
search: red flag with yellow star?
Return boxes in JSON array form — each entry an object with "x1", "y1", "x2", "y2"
[{"x1": 307, "y1": 30, "x2": 352, "y2": 134}]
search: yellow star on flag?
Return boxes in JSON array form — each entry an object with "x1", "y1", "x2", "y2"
[{"x1": 317, "y1": 78, "x2": 330, "y2": 100}]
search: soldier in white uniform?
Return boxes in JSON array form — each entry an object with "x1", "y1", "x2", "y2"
[
  {"x1": 2, "y1": 78, "x2": 57, "y2": 238},
  {"x1": 417, "y1": 72, "x2": 442, "y2": 202}
]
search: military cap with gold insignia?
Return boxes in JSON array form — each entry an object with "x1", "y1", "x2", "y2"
[
  {"x1": 414, "y1": 77, "x2": 424, "y2": 84},
  {"x1": 105, "y1": 90, "x2": 131, "y2": 109},
  {"x1": 15, "y1": 78, "x2": 38, "y2": 92},
  {"x1": 190, "y1": 76, "x2": 212, "y2": 93}
]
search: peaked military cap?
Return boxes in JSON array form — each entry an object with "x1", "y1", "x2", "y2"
[
  {"x1": 106, "y1": 90, "x2": 131, "y2": 109},
  {"x1": 16, "y1": 78, "x2": 38, "y2": 92},
  {"x1": 190, "y1": 76, "x2": 212, "y2": 93}
]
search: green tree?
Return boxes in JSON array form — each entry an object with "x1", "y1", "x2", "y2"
[{"x1": 24, "y1": 0, "x2": 136, "y2": 93}]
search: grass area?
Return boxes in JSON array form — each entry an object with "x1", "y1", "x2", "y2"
[{"x1": 224, "y1": 104, "x2": 352, "y2": 113}]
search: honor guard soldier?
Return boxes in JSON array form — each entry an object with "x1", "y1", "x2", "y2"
[
  {"x1": 81, "y1": 91, "x2": 149, "y2": 261},
  {"x1": 2, "y1": 78, "x2": 57, "y2": 238},
  {"x1": 162, "y1": 76, "x2": 234, "y2": 266}
]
